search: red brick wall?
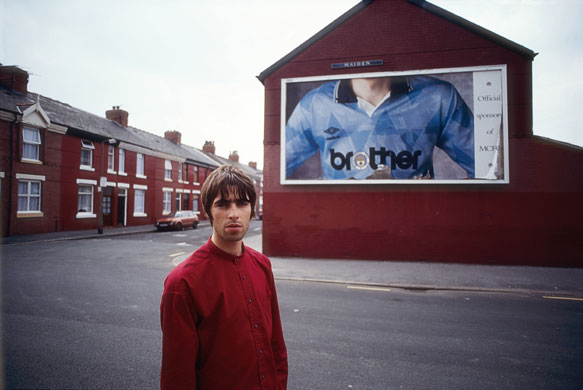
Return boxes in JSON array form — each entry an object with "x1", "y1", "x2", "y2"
[{"x1": 261, "y1": 0, "x2": 583, "y2": 266}]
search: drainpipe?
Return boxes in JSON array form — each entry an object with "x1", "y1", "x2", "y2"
[{"x1": 6, "y1": 117, "x2": 16, "y2": 237}]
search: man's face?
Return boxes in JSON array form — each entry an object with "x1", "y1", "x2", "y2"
[{"x1": 210, "y1": 190, "x2": 252, "y2": 246}]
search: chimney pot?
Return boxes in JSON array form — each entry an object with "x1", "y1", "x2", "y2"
[
  {"x1": 203, "y1": 141, "x2": 216, "y2": 155},
  {"x1": 164, "y1": 130, "x2": 182, "y2": 144},
  {"x1": 0, "y1": 65, "x2": 29, "y2": 94},
  {"x1": 106, "y1": 106, "x2": 129, "y2": 127},
  {"x1": 229, "y1": 151, "x2": 240, "y2": 163}
]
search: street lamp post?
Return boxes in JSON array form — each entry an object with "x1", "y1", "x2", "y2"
[{"x1": 98, "y1": 138, "x2": 117, "y2": 234}]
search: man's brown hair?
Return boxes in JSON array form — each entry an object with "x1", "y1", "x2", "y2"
[{"x1": 201, "y1": 164, "x2": 256, "y2": 223}]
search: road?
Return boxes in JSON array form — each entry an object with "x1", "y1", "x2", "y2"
[{"x1": 2, "y1": 223, "x2": 582, "y2": 389}]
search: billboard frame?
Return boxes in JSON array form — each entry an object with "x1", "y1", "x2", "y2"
[{"x1": 280, "y1": 64, "x2": 509, "y2": 185}]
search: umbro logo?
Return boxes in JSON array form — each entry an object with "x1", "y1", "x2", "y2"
[{"x1": 324, "y1": 127, "x2": 342, "y2": 140}]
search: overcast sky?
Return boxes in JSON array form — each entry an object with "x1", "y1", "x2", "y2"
[{"x1": 2, "y1": 0, "x2": 581, "y2": 169}]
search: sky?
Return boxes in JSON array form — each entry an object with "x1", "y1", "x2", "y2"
[{"x1": 1, "y1": 0, "x2": 581, "y2": 169}]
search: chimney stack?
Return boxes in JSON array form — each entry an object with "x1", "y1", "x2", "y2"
[
  {"x1": 229, "y1": 151, "x2": 240, "y2": 163},
  {"x1": 203, "y1": 141, "x2": 215, "y2": 155},
  {"x1": 164, "y1": 130, "x2": 181, "y2": 144},
  {"x1": 248, "y1": 161, "x2": 257, "y2": 169},
  {"x1": 106, "y1": 106, "x2": 129, "y2": 127},
  {"x1": 0, "y1": 65, "x2": 29, "y2": 94}
]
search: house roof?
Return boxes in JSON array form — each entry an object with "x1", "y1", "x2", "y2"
[
  {"x1": 200, "y1": 150, "x2": 263, "y2": 182},
  {"x1": 0, "y1": 83, "x2": 261, "y2": 175},
  {"x1": 257, "y1": 0, "x2": 537, "y2": 83}
]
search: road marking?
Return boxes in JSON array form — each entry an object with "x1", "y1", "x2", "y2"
[
  {"x1": 169, "y1": 251, "x2": 186, "y2": 258},
  {"x1": 177, "y1": 242, "x2": 191, "y2": 246},
  {"x1": 543, "y1": 296, "x2": 583, "y2": 302},
  {"x1": 253, "y1": 227, "x2": 261, "y2": 231},
  {"x1": 173, "y1": 234, "x2": 187, "y2": 237},
  {"x1": 347, "y1": 285, "x2": 391, "y2": 292}
]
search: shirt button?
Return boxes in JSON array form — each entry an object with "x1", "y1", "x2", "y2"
[
  {"x1": 262, "y1": 375, "x2": 265, "y2": 380},
  {"x1": 248, "y1": 298, "x2": 253, "y2": 303},
  {"x1": 254, "y1": 323, "x2": 258, "y2": 328},
  {"x1": 241, "y1": 275, "x2": 246, "y2": 280},
  {"x1": 259, "y1": 349, "x2": 263, "y2": 353}
]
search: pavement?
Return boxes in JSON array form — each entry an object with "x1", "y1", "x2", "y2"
[{"x1": 3, "y1": 224, "x2": 583, "y2": 297}]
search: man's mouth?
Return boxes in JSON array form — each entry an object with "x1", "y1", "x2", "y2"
[{"x1": 225, "y1": 223, "x2": 242, "y2": 230}]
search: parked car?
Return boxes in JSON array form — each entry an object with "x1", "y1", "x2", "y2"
[{"x1": 155, "y1": 210, "x2": 199, "y2": 231}]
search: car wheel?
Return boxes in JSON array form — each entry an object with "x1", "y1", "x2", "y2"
[
  {"x1": 177, "y1": 222, "x2": 183, "y2": 231},
  {"x1": 193, "y1": 221, "x2": 198, "y2": 229}
]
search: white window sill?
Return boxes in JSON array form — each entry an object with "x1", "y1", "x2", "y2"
[
  {"x1": 76, "y1": 212, "x2": 96, "y2": 219},
  {"x1": 192, "y1": 182, "x2": 200, "y2": 186},
  {"x1": 133, "y1": 212, "x2": 147, "y2": 217},
  {"x1": 17, "y1": 211, "x2": 44, "y2": 218},
  {"x1": 80, "y1": 165, "x2": 95, "y2": 172},
  {"x1": 118, "y1": 172, "x2": 127, "y2": 176},
  {"x1": 164, "y1": 178, "x2": 173, "y2": 182},
  {"x1": 136, "y1": 174, "x2": 147, "y2": 179},
  {"x1": 184, "y1": 181, "x2": 189, "y2": 185},
  {"x1": 21, "y1": 158, "x2": 42, "y2": 165},
  {"x1": 162, "y1": 211, "x2": 171, "y2": 215},
  {"x1": 107, "y1": 170, "x2": 117, "y2": 175}
]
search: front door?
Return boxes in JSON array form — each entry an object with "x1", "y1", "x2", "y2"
[
  {"x1": 117, "y1": 189, "x2": 127, "y2": 226},
  {"x1": 103, "y1": 194, "x2": 113, "y2": 226}
]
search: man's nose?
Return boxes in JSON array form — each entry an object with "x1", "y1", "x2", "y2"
[{"x1": 227, "y1": 203, "x2": 239, "y2": 219}]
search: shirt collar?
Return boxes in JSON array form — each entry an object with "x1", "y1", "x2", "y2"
[
  {"x1": 334, "y1": 77, "x2": 412, "y2": 104},
  {"x1": 206, "y1": 237, "x2": 246, "y2": 261}
]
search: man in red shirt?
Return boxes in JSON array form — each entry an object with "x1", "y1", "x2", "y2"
[{"x1": 160, "y1": 165, "x2": 288, "y2": 389}]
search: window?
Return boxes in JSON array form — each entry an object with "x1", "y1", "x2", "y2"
[
  {"x1": 134, "y1": 189, "x2": 145, "y2": 214},
  {"x1": 77, "y1": 185, "x2": 94, "y2": 214},
  {"x1": 119, "y1": 149, "x2": 125, "y2": 174},
  {"x1": 193, "y1": 195, "x2": 199, "y2": 212},
  {"x1": 165, "y1": 160, "x2": 172, "y2": 180},
  {"x1": 22, "y1": 127, "x2": 41, "y2": 161},
  {"x1": 137, "y1": 153, "x2": 145, "y2": 176},
  {"x1": 175, "y1": 192, "x2": 181, "y2": 211},
  {"x1": 107, "y1": 146, "x2": 115, "y2": 172},
  {"x1": 18, "y1": 180, "x2": 41, "y2": 212},
  {"x1": 81, "y1": 140, "x2": 94, "y2": 169},
  {"x1": 193, "y1": 166, "x2": 199, "y2": 183},
  {"x1": 184, "y1": 193, "x2": 190, "y2": 210},
  {"x1": 184, "y1": 164, "x2": 188, "y2": 183},
  {"x1": 178, "y1": 163, "x2": 183, "y2": 182},
  {"x1": 163, "y1": 191, "x2": 172, "y2": 214}
]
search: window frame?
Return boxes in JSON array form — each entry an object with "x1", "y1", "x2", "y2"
[
  {"x1": 107, "y1": 145, "x2": 116, "y2": 173},
  {"x1": 164, "y1": 160, "x2": 172, "y2": 181},
  {"x1": 118, "y1": 148, "x2": 126, "y2": 175},
  {"x1": 80, "y1": 140, "x2": 95, "y2": 171},
  {"x1": 22, "y1": 127, "x2": 41, "y2": 162},
  {"x1": 134, "y1": 188, "x2": 146, "y2": 216},
  {"x1": 136, "y1": 153, "x2": 145, "y2": 178},
  {"x1": 76, "y1": 184, "x2": 95, "y2": 218},
  {"x1": 17, "y1": 179, "x2": 42, "y2": 213},
  {"x1": 163, "y1": 190, "x2": 172, "y2": 214}
]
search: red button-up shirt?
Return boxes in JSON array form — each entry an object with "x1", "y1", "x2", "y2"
[{"x1": 160, "y1": 238, "x2": 288, "y2": 390}]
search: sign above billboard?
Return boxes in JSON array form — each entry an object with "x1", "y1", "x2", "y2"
[{"x1": 281, "y1": 65, "x2": 509, "y2": 184}]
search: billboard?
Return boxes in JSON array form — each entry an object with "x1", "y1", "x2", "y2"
[{"x1": 281, "y1": 65, "x2": 508, "y2": 184}]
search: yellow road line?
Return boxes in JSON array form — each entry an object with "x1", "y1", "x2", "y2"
[
  {"x1": 543, "y1": 296, "x2": 583, "y2": 302},
  {"x1": 169, "y1": 251, "x2": 186, "y2": 258},
  {"x1": 347, "y1": 285, "x2": 391, "y2": 292}
]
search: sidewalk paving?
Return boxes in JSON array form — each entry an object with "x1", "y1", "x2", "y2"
[{"x1": 3, "y1": 226, "x2": 582, "y2": 296}]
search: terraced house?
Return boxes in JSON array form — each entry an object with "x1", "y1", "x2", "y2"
[{"x1": 0, "y1": 65, "x2": 262, "y2": 237}]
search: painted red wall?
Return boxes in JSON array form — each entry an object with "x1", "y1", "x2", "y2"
[{"x1": 261, "y1": 0, "x2": 583, "y2": 266}]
